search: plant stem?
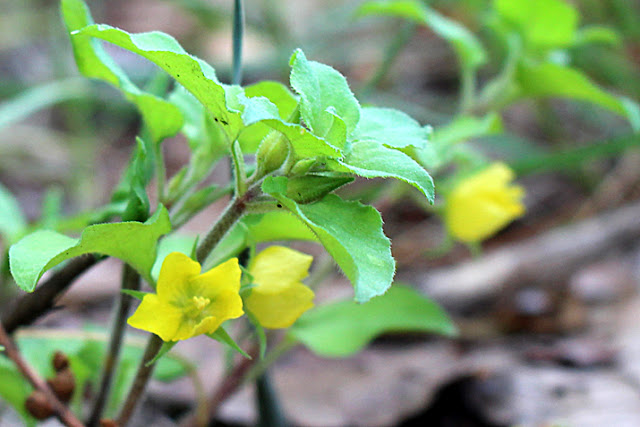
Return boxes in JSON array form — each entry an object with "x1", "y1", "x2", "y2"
[
  {"x1": 115, "y1": 334, "x2": 164, "y2": 426},
  {"x1": 232, "y1": 0, "x2": 245, "y2": 86},
  {"x1": 86, "y1": 264, "x2": 141, "y2": 427},
  {"x1": 2, "y1": 255, "x2": 98, "y2": 334},
  {"x1": 117, "y1": 188, "x2": 258, "y2": 425},
  {"x1": 359, "y1": 21, "x2": 416, "y2": 98},
  {"x1": 245, "y1": 336, "x2": 296, "y2": 383},
  {"x1": 459, "y1": 66, "x2": 476, "y2": 114},
  {"x1": 256, "y1": 372, "x2": 288, "y2": 427},
  {"x1": 178, "y1": 345, "x2": 259, "y2": 427},
  {"x1": 0, "y1": 322, "x2": 84, "y2": 427},
  {"x1": 156, "y1": 142, "x2": 167, "y2": 204},
  {"x1": 196, "y1": 187, "x2": 258, "y2": 264}
]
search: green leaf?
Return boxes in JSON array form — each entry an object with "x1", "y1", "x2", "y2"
[
  {"x1": 334, "y1": 140, "x2": 435, "y2": 202},
  {"x1": 61, "y1": 0, "x2": 183, "y2": 142},
  {"x1": 238, "y1": 81, "x2": 298, "y2": 153},
  {"x1": 351, "y1": 106, "x2": 430, "y2": 149},
  {"x1": 574, "y1": 26, "x2": 621, "y2": 47},
  {"x1": 243, "y1": 211, "x2": 318, "y2": 243},
  {"x1": 10, "y1": 207, "x2": 171, "y2": 292},
  {"x1": 120, "y1": 289, "x2": 152, "y2": 301},
  {"x1": 0, "y1": 78, "x2": 91, "y2": 130},
  {"x1": 289, "y1": 285, "x2": 457, "y2": 358},
  {"x1": 0, "y1": 359, "x2": 35, "y2": 426},
  {"x1": 239, "y1": 92, "x2": 341, "y2": 159},
  {"x1": 431, "y1": 113, "x2": 503, "y2": 147},
  {"x1": 515, "y1": 62, "x2": 640, "y2": 131},
  {"x1": 150, "y1": 233, "x2": 198, "y2": 282},
  {"x1": 494, "y1": 0, "x2": 578, "y2": 50},
  {"x1": 511, "y1": 132, "x2": 640, "y2": 175},
  {"x1": 413, "y1": 113, "x2": 503, "y2": 169},
  {"x1": 123, "y1": 137, "x2": 152, "y2": 221},
  {"x1": 39, "y1": 187, "x2": 64, "y2": 230},
  {"x1": 289, "y1": 49, "x2": 360, "y2": 143},
  {"x1": 356, "y1": 0, "x2": 486, "y2": 72},
  {"x1": 0, "y1": 183, "x2": 27, "y2": 243},
  {"x1": 105, "y1": 137, "x2": 153, "y2": 222},
  {"x1": 146, "y1": 341, "x2": 177, "y2": 367},
  {"x1": 167, "y1": 86, "x2": 228, "y2": 192},
  {"x1": 263, "y1": 177, "x2": 394, "y2": 302},
  {"x1": 207, "y1": 327, "x2": 251, "y2": 359},
  {"x1": 73, "y1": 22, "x2": 242, "y2": 141}
]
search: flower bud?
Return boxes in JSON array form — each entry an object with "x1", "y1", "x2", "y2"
[
  {"x1": 25, "y1": 390, "x2": 54, "y2": 420},
  {"x1": 285, "y1": 175, "x2": 353, "y2": 204},
  {"x1": 289, "y1": 158, "x2": 316, "y2": 176},
  {"x1": 256, "y1": 132, "x2": 289, "y2": 176},
  {"x1": 52, "y1": 351, "x2": 70, "y2": 372},
  {"x1": 47, "y1": 369, "x2": 75, "y2": 403}
]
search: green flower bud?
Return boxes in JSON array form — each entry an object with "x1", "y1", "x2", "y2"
[
  {"x1": 256, "y1": 132, "x2": 290, "y2": 176},
  {"x1": 285, "y1": 175, "x2": 353, "y2": 204},
  {"x1": 289, "y1": 158, "x2": 317, "y2": 176}
]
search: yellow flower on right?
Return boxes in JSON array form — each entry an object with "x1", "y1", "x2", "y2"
[
  {"x1": 444, "y1": 163, "x2": 525, "y2": 243},
  {"x1": 244, "y1": 246, "x2": 314, "y2": 329}
]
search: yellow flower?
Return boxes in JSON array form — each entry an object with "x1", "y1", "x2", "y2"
[
  {"x1": 444, "y1": 163, "x2": 525, "y2": 243},
  {"x1": 128, "y1": 252, "x2": 243, "y2": 341},
  {"x1": 244, "y1": 246, "x2": 314, "y2": 329}
]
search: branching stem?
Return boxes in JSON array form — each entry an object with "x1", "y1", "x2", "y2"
[
  {"x1": 2, "y1": 255, "x2": 98, "y2": 334},
  {"x1": 0, "y1": 322, "x2": 84, "y2": 427}
]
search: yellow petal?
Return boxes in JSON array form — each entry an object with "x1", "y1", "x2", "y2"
[
  {"x1": 445, "y1": 163, "x2": 525, "y2": 243},
  {"x1": 156, "y1": 252, "x2": 201, "y2": 304},
  {"x1": 250, "y1": 246, "x2": 313, "y2": 292},
  {"x1": 245, "y1": 281, "x2": 315, "y2": 329},
  {"x1": 192, "y1": 257, "x2": 242, "y2": 300},
  {"x1": 172, "y1": 316, "x2": 218, "y2": 341},
  {"x1": 207, "y1": 289, "x2": 245, "y2": 322},
  {"x1": 127, "y1": 294, "x2": 182, "y2": 341}
]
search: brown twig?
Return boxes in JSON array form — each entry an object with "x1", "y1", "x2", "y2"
[
  {"x1": 179, "y1": 345, "x2": 259, "y2": 427},
  {"x1": 0, "y1": 322, "x2": 85, "y2": 427},
  {"x1": 115, "y1": 334, "x2": 164, "y2": 426},
  {"x1": 87, "y1": 264, "x2": 141, "y2": 427},
  {"x1": 2, "y1": 255, "x2": 98, "y2": 334},
  {"x1": 418, "y1": 200, "x2": 640, "y2": 310}
]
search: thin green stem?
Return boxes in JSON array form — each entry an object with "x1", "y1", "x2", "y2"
[
  {"x1": 245, "y1": 336, "x2": 297, "y2": 383},
  {"x1": 359, "y1": 21, "x2": 416, "y2": 98},
  {"x1": 178, "y1": 344, "x2": 259, "y2": 427},
  {"x1": 304, "y1": 253, "x2": 335, "y2": 290},
  {"x1": 475, "y1": 34, "x2": 522, "y2": 114},
  {"x1": 459, "y1": 66, "x2": 476, "y2": 114},
  {"x1": 169, "y1": 184, "x2": 234, "y2": 229},
  {"x1": 87, "y1": 264, "x2": 141, "y2": 427},
  {"x1": 156, "y1": 143, "x2": 167, "y2": 204},
  {"x1": 115, "y1": 334, "x2": 164, "y2": 426},
  {"x1": 232, "y1": 0, "x2": 245, "y2": 86},
  {"x1": 231, "y1": 140, "x2": 247, "y2": 197}
]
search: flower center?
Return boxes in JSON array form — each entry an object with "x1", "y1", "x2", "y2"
[
  {"x1": 185, "y1": 295, "x2": 211, "y2": 318},
  {"x1": 192, "y1": 296, "x2": 210, "y2": 310}
]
